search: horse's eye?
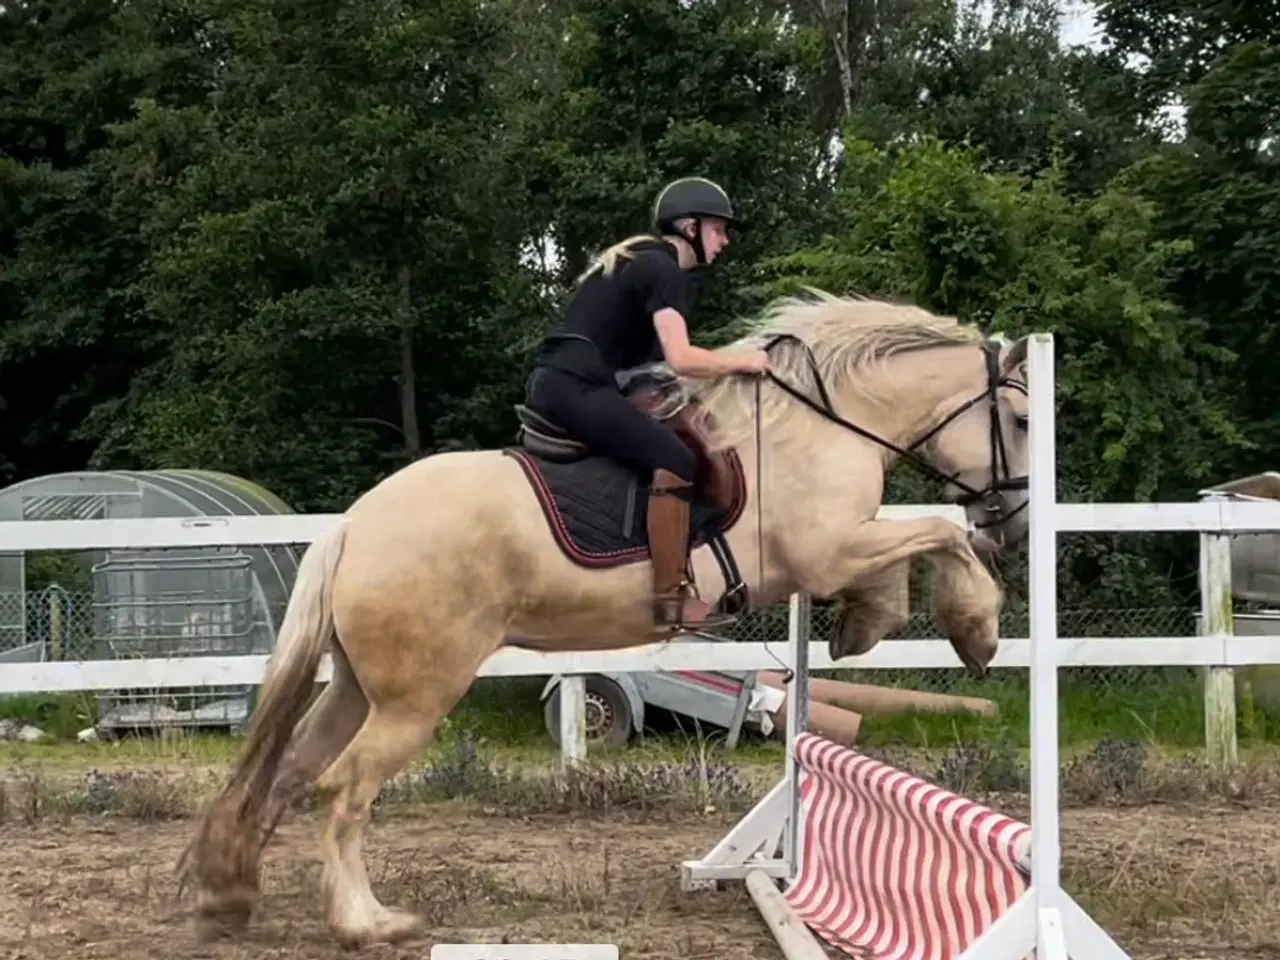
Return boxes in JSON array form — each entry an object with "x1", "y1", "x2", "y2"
[{"x1": 1014, "y1": 415, "x2": 1028, "y2": 431}]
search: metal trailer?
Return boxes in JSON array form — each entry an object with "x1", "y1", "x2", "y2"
[{"x1": 540, "y1": 665, "x2": 766, "y2": 749}]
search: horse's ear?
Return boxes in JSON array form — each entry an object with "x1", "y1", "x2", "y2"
[{"x1": 1000, "y1": 336, "x2": 1029, "y2": 375}]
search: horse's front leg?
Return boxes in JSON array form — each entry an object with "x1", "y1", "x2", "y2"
[
  {"x1": 829, "y1": 559, "x2": 912, "y2": 659},
  {"x1": 800, "y1": 518, "x2": 1000, "y2": 678}
]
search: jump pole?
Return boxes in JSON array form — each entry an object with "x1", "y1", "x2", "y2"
[
  {"x1": 680, "y1": 333, "x2": 1134, "y2": 960},
  {"x1": 950, "y1": 335, "x2": 1132, "y2": 959}
]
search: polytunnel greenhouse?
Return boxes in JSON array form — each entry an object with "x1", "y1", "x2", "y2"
[{"x1": 0, "y1": 469, "x2": 306, "y2": 734}]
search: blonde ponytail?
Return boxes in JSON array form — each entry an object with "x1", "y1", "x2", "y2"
[{"x1": 574, "y1": 234, "x2": 659, "y2": 285}]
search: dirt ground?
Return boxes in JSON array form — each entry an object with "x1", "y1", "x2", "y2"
[{"x1": 1, "y1": 799, "x2": 1279, "y2": 960}]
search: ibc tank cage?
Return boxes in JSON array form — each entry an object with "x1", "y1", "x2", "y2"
[{"x1": 0, "y1": 469, "x2": 305, "y2": 733}]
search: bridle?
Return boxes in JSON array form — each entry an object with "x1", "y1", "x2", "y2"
[{"x1": 758, "y1": 333, "x2": 1030, "y2": 533}]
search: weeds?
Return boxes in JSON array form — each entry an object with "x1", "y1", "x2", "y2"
[
  {"x1": 934, "y1": 739, "x2": 1029, "y2": 794},
  {"x1": 80, "y1": 770, "x2": 193, "y2": 819},
  {"x1": 0, "y1": 764, "x2": 212, "y2": 823},
  {"x1": 377, "y1": 731, "x2": 757, "y2": 817},
  {"x1": 7, "y1": 728, "x2": 1280, "y2": 829},
  {"x1": 0, "y1": 731, "x2": 761, "y2": 828}
]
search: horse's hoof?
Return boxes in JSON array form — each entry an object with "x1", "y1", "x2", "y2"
[
  {"x1": 334, "y1": 909, "x2": 425, "y2": 949},
  {"x1": 379, "y1": 909, "x2": 426, "y2": 943},
  {"x1": 193, "y1": 887, "x2": 255, "y2": 941}
]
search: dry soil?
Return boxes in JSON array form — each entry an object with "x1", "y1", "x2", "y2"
[{"x1": 2, "y1": 799, "x2": 1278, "y2": 960}]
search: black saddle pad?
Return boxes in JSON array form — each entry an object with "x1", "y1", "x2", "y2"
[{"x1": 504, "y1": 448, "x2": 743, "y2": 568}]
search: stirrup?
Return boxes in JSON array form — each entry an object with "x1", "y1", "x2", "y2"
[{"x1": 651, "y1": 584, "x2": 737, "y2": 635}]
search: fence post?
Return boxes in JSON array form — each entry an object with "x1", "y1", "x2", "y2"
[
  {"x1": 559, "y1": 674, "x2": 587, "y2": 770},
  {"x1": 49, "y1": 588, "x2": 65, "y2": 661},
  {"x1": 1199, "y1": 491, "x2": 1238, "y2": 771},
  {"x1": 782, "y1": 591, "x2": 811, "y2": 883}
]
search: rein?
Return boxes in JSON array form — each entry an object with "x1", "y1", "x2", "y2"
[{"x1": 756, "y1": 332, "x2": 1030, "y2": 531}]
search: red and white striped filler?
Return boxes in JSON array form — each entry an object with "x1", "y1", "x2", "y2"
[{"x1": 783, "y1": 732, "x2": 1033, "y2": 960}]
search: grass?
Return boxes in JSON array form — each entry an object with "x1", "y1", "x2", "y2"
[
  {"x1": 6, "y1": 665, "x2": 1280, "y2": 778},
  {"x1": 2, "y1": 718, "x2": 1278, "y2": 829},
  {"x1": 0, "y1": 691, "x2": 99, "y2": 740},
  {"x1": 831, "y1": 666, "x2": 1211, "y2": 747},
  {"x1": 4, "y1": 668, "x2": 1280, "y2": 817}
]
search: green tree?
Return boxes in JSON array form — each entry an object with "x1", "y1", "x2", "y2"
[
  {"x1": 784, "y1": 0, "x2": 1158, "y2": 194},
  {"x1": 0, "y1": 0, "x2": 212, "y2": 482},
  {"x1": 509, "y1": 0, "x2": 828, "y2": 336},
  {"x1": 63, "y1": 0, "x2": 530, "y2": 509},
  {"x1": 1095, "y1": 0, "x2": 1279, "y2": 125},
  {"x1": 1110, "y1": 39, "x2": 1280, "y2": 478}
]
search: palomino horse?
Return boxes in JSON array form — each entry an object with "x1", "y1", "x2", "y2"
[{"x1": 176, "y1": 291, "x2": 1033, "y2": 947}]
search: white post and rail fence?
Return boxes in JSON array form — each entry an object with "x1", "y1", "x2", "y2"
[{"x1": 0, "y1": 360, "x2": 1275, "y2": 774}]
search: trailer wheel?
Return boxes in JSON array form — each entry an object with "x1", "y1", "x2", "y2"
[{"x1": 544, "y1": 675, "x2": 634, "y2": 749}]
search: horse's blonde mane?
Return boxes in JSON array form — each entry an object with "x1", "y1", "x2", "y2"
[{"x1": 685, "y1": 289, "x2": 992, "y2": 450}]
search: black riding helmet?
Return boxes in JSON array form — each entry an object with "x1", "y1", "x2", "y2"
[{"x1": 651, "y1": 177, "x2": 741, "y2": 265}]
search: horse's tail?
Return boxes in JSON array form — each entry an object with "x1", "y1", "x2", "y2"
[
  {"x1": 227, "y1": 515, "x2": 349, "y2": 808},
  {"x1": 177, "y1": 517, "x2": 349, "y2": 899}
]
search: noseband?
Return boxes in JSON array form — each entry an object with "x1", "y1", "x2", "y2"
[{"x1": 759, "y1": 334, "x2": 1029, "y2": 531}]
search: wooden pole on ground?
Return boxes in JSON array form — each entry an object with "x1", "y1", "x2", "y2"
[
  {"x1": 759, "y1": 671, "x2": 996, "y2": 717},
  {"x1": 745, "y1": 870, "x2": 830, "y2": 960},
  {"x1": 757, "y1": 671, "x2": 998, "y2": 749}
]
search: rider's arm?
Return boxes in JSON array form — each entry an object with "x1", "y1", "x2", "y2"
[
  {"x1": 653, "y1": 308, "x2": 752, "y2": 377},
  {"x1": 636, "y1": 253, "x2": 753, "y2": 378}
]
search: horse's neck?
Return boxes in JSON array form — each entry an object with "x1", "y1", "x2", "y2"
[
  {"x1": 742, "y1": 345, "x2": 986, "y2": 471},
  {"x1": 850, "y1": 346, "x2": 988, "y2": 451},
  {"x1": 723, "y1": 345, "x2": 987, "y2": 602}
]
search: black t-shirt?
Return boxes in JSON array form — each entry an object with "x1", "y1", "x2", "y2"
[{"x1": 535, "y1": 239, "x2": 696, "y2": 387}]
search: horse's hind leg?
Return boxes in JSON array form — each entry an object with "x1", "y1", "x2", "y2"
[
  {"x1": 313, "y1": 627, "x2": 492, "y2": 948},
  {"x1": 190, "y1": 643, "x2": 368, "y2": 939},
  {"x1": 257, "y1": 642, "x2": 369, "y2": 853}
]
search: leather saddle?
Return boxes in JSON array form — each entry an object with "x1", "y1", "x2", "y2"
[
  {"x1": 515, "y1": 362, "x2": 738, "y2": 510},
  {"x1": 515, "y1": 362, "x2": 683, "y2": 461}
]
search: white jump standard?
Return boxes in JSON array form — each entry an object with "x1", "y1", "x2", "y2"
[{"x1": 681, "y1": 333, "x2": 1133, "y2": 960}]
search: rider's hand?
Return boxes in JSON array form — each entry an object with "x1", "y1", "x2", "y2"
[{"x1": 737, "y1": 350, "x2": 770, "y2": 375}]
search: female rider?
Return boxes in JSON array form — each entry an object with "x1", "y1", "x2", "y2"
[{"x1": 524, "y1": 177, "x2": 770, "y2": 631}]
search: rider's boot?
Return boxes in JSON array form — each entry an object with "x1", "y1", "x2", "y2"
[{"x1": 647, "y1": 469, "x2": 733, "y2": 632}]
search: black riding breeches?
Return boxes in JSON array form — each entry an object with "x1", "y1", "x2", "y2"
[{"x1": 526, "y1": 366, "x2": 697, "y2": 483}]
